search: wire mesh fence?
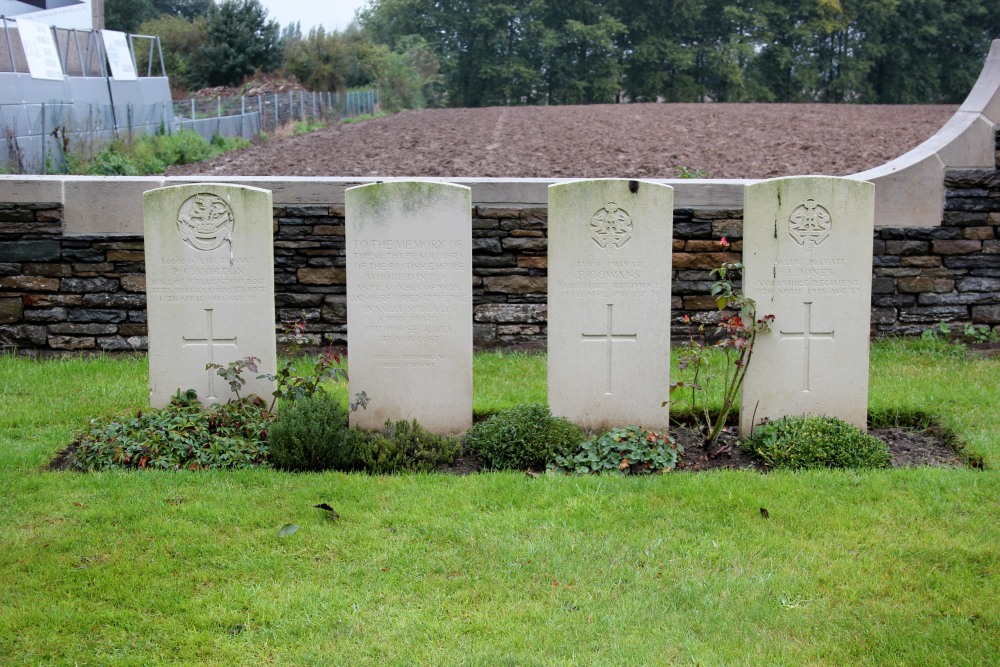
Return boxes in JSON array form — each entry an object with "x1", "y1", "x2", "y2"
[
  {"x1": 0, "y1": 89, "x2": 380, "y2": 174},
  {"x1": 1, "y1": 101, "x2": 174, "y2": 174},
  {"x1": 173, "y1": 89, "x2": 380, "y2": 137}
]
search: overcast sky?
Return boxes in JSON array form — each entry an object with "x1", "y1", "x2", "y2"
[{"x1": 257, "y1": 0, "x2": 370, "y2": 33}]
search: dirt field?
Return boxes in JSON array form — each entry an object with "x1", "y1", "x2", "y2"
[{"x1": 168, "y1": 103, "x2": 959, "y2": 179}]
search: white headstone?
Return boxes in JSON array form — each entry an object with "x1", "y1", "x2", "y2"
[
  {"x1": 346, "y1": 181, "x2": 473, "y2": 434},
  {"x1": 740, "y1": 176, "x2": 875, "y2": 434},
  {"x1": 548, "y1": 179, "x2": 674, "y2": 430},
  {"x1": 143, "y1": 184, "x2": 277, "y2": 408}
]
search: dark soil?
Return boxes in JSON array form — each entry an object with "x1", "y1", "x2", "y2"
[
  {"x1": 50, "y1": 421, "x2": 969, "y2": 474},
  {"x1": 435, "y1": 423, "x2": 972, "y2": 475},
  {"x1": 167, "y1": 103, "x2": 958, "y2": 179}
]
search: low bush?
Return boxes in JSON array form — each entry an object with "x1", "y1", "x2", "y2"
[
  {"x1": 552, "y1": 426, "x2": 682, "y2": 475},
  {"x1": 70, "y1": 390, "x2": 271, "y2": 471},
  {"x1": 356, "y1": 419, "x2": 461, "y2": 474},
  {"x1": 465, "y1": 404, "x2": 584, "y2": 471},
  {"x1": 743, "y1": 415, "x2": 892, "y2": 470},
  {"x1": 268, "y1": 392, "x2": 357, "y2": 472},
  {"x1": 66, "y1": 130, "x2": 250, "y2": 176},
  {"x1": 87, "y1": 150, "x2": 140, "y2": 176}
]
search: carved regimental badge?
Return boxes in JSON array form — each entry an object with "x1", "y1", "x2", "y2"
[
  {"x1": 590, "y1": 202, "x2": 632, "y2": 251},
  {"x1": 176, "y1": 193, "x2": 235, "y2": 252},
  {"x1": 788, "y1": 199, "x2": 832, "y2": 252}
]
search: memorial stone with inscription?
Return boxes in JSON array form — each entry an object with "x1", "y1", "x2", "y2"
[
  {"x1": 143, "y1": 184, "x2": 277, "y2": 408},
  {"x1": 346, "y1": 181, "x2": 473, "y2": 434},
  {"x1": 740, "y1": 176, "x2": 875, "y2": 434},
  {"x1": 548, "y1": 180, "x2": 673, "y2": 430}
]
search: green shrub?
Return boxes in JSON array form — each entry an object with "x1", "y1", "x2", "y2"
[
  {"x1": 70, "y1": 390, "x2": 271, "y2": 471},
  {"x1": 160, "y1": 129, "x2": 215, "y2": 165},
  {"x1": 268, "y1": 393, "x2": 357, "y2": 471},
  {"x1": 743, "y1": 415, "x2": 891, "y2": 470},
  {"x1": 356, "y1": 419, "x2": 461, "y2": 474},
  {"x1": 552, "y1": 426, "x2": 682, "y2": 475},
  {"x1": 465, "y1": 404, "x2": 584, "y2": 471},
  {"x1": 87, "y1": 150, "x2": 139, "y2": 176},
  {"x1": 210, "y1": 133, "x2": 251, "y2": 152},
  {"x1": 129, "y1": 137, "x2": 168, "y2": 174}
]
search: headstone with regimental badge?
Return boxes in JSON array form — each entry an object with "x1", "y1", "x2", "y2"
[
  {"x1": 143, "y1": 184, "x2": 277, "y2": 408},
  {"x1": 346, "y1": 181, "x2": 473, "y2": 434},
  {"x1": 740, "y1": 176, "x2": 874, "y2": 435},
  {"x1": 547, "y1": 179, "x2": 674, "y2": 430}
]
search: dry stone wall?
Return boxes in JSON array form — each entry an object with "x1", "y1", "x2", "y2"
[{"x1": 1, "y1": 132, "x2": 999, "y2": 352}]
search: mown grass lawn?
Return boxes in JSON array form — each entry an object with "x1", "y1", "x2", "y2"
[{"x1": 1, "y1": 340, "x2": 998, "y2": 666}]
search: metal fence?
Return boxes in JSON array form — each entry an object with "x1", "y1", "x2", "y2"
[
  {"x1": 173, "y1": 89, "x2": 381, "y2": 139},
  {"x1": 1, "y1": 19, "x2": 164, "y2": 78},
  {"x1": 0, "y1": 88, "x2": 381, "y2": 173},
  {"x1": 1, "y1": 100, "x2": 175, "y2": 173}
]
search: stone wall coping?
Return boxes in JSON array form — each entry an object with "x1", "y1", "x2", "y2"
[
  {"x1": 0, "y1": 175, "x2": 752, "y2": 236},
  {"x1": 851, "y1": 39, "x2": 1000, "y2": 228}
]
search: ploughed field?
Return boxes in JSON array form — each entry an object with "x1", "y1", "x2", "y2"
[{"x1": 168, "y1": 103, "x2": 959, "y2": 179}]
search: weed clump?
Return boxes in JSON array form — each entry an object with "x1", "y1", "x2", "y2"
[
  {"x1": 70, "y1": 390, "x2": 271, "y2": 471},
  {"x1": 465, "y1": 404, "x2": 584, "y2": 471},
  {"x1": 743, "y1": 415, "x2": 891, "y2": 470},
  {"x1": 552, "y1": 426, "x2": 682, "y2": 475},
  {"x1": 356, "y1": 419, "x2": 461, "y2": 474},
  {"x1": 268, "y1": 393, "x2": 357, "y2": 471}
]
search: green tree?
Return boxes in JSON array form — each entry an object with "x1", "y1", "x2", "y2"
[
  {"x1": 373, "y1": 36, "x2": 443, "y2": 110},
  {"x1": 283, "y1": 26, "x2": 352, "y2": 91},
  {"x1": 104, "y1": 0, "x2": 159, "y2": 33},
  {"x1": 151, "y1": 0, "x2": 214, "y2": 19},
  {"x1": 136, "y1": 14, "x2": 210, "y2": 93},
  {"x1": 197, "y1": 0, "x2": 281, "y2": 87},
  {"x1": 537, "y1": 1, "x2": 625, "y2": 104}
]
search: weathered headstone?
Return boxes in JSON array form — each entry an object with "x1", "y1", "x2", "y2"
[
  {"x1": 346, "y1": 181, "x2": 473, "y2": 433},
  {"x1": 143, "y1": 184, "x2": 277, "y2": 408},
  {"x1": 740, "y1": 176, "x2": 875, "y2": 434},
  {"x1": 548, "y1": 179, "x2": 674, "y2": 430}
]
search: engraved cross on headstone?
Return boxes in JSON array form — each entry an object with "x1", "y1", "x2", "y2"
[
  {"x1": 182, "y1": 308, "x2": 237, "y2": 400},
  {"x1": 779, "y1": 301, "x2": 834, "y2": 392},
  {"x1": 581, "y1": 303, "x2": 637, "y2": 394}
]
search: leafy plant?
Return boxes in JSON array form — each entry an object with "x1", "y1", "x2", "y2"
[
  {"x1": 356, "y1": 418, "x2": 461, "y2": 474},
  {"x1": 465, "y1": 404, "x2": 584, "y2": 471},
  {"x1": 922, "y1": 320, "x2": 999, "y2": 345},
  {"x1": 258, "y1": 346, "x2": 369, "y2": 413},
  {"x1": 669, "y1": 237, "x2": 775, "y2": 446},
  {"x1": 293, "y1": 119, "x2": 326, "y2": 134},
  {"x1": 206, "y1": 356, "x2": 260, "y2": 399},
  {"x1": 87, "y1": 150, "x2": 140, "y2": 176},
  {"x1": 551, "y1": 426, "x2": 682, "y2": 475},
  {"x1": 963, "y1": 324, "x2": 999, "y2": 343},
  {"x1": 920, "y1": 321, "x2": 954, "y2": 341},
  {"x1": 70, "y1": 390, "x2": 271, "y2": 471},
  {"x1": 267, "y1": 392, "x2": 358, "y2": 472},
  {"x1": 674, "y1": 165, "x2": 708, "y2": 179},
  {"x1": 743, "y1": 415, "x2": 892, "y2": 470}
]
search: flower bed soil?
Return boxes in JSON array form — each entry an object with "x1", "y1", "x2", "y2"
[
  {"x1": 167, "y1": 103, "x2": 958, "y2": 179},
  {"x1": 434, "y1": 423, "x2": 971, "y2": 475}
]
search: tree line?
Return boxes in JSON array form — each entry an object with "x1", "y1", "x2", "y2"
[
  {"x1": 106, "y1": 0, "x2": 1000, "y2": 108},
  {"x1": 104, "y1": 0, "x2": 438, "y2": 112},
  {"x1": 361, "y1": 0, "x2": 1000, "y2": 106}
]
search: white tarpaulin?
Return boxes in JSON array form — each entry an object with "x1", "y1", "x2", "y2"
[
  {"x1": 16, "y1": 18, "x2": 64, "y2": 80},
  {"x1": 101, "y1": 30, "x2": 138, "y2": 81}
]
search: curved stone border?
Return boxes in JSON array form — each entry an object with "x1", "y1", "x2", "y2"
[{"x1": 851, "y1": 39, "x2": 1000, "y2": 228}]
